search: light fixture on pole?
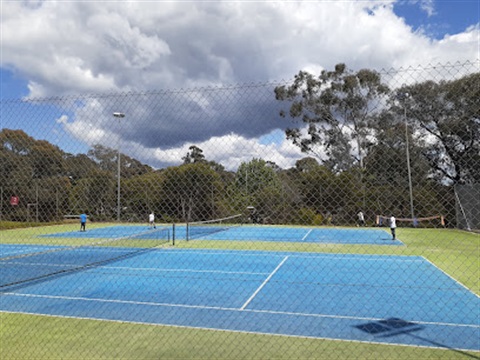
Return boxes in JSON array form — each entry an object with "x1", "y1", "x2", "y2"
[{"x1": 113, "y1": 112, "x2": 125, "y2": 222}]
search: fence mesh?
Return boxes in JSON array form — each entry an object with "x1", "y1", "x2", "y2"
[
  {"x1": 0, "y1": 60, "x2": 479, "y2": 359},
  {"x1": 455, "y1": 183, "x2": 480, "y2": 231}
]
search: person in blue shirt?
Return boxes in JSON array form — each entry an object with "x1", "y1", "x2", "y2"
[{"x1": 79, "y1": 213, "x2": 87, "y2": 232}]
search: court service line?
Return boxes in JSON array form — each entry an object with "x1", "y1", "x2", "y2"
[
  {"x1": 240, "y1": 256, "x2": 289, "y2": 310},
  {"x1": 3, "y1": 293, "x2": 478, "y2": 329},
  {"x1": 301, "y1": 229, "x2": 312, "y2": 241},
  {"x1": 100, "y1": 266, "x2": 270, "y2": 276}
]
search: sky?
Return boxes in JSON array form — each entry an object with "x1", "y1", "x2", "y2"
[{"x1": 0, "y1": 0, "x2": 479, "y2": 170}]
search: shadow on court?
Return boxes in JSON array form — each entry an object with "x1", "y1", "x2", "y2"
[{"x1": 356, "y1": 318, "x2": 480, "y2": 358}]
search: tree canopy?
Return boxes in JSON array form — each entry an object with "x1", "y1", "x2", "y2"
[{"x1": 275, "y1": 63, "x2": 390, "y2": 173}]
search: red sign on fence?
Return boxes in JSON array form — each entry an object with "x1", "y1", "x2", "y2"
[{"x1": 10, "y1": 196, "x2": 19, "y2": 206}]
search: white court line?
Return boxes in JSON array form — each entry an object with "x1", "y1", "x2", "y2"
[
  {"x1": 421, "y1": 256, "x2": 480, "y2": 298},
  {"x1": 97, "y1": 266, "x2": 270, "y2": 276},
  {"x1": 1, "y1": 310, "x2": 478, "y2": 354},
  {"x1": 152, "y1": 248, "x2": 423, "y2": 261},
  {"x1": 3, "y1": 261, "x2": 79, "y2": 268},
  {"x1": 240, "y1": 256, "x2": 289, "y2": 310},
  {"x1": 301, "y1": 229, "x2": 312, "y2": 241},
  {"x1": 2, "y1": 292, "x2": 478, "y2": 329}
]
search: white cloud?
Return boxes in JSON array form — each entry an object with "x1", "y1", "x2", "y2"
[
  {"x1": 123, "y1": 131, "x2": 305, "y2": 171},
  {"x1": 4, "y1": 1, "x2": 477, "y2": 93},
  {"x1": 55, "y1": 115, "x2": 69, "y2": 125},
  {"x1": 1, "y1": 0, "x2": 478, "y2": 170},
  {"x1": 416, "y1": 0, "x2": 436, "y2": 17}
]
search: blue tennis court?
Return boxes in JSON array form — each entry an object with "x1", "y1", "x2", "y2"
[
  {"x1": 40, "y1": 225, "x2": 172, "y2": 240},
  {"x1": 0, "y1": 246, "x2": 478, "y2": 351},
  {"x1": 41, "y1": 225, "x2": 403, "y2": 245},
  {"x1": 182, "y1": 226, "x2": 401, "y2": 244}
]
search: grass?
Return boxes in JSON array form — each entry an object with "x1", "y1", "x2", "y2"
[
  {"x1": 0, "y1": 222, "x2": 479, "y2": 359},
  {"x1": 1, "y1": 312, "x2": 476, "y2": 360}
]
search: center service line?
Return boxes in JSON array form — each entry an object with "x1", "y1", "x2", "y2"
[
  {"x1": 301, "y1": 229, "x2": 313, "y2": 241},
  {"x1": 240, "y1": 256, "x2": 289, "y2": 311}
]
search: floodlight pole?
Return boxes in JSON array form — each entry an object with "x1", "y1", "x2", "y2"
[
  {"x1": 36, "y1": 182, "x2": 39, "y2": 222},
  {"x1": 113, "y1": 112, "x2": 125, "y2": 222},
  {"x1": 401, "y1": 94, "x2": 415, "y2": 225}
]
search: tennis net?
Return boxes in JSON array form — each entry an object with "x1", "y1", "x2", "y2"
[
  {"x1": 186, "y1": 214, "x2": 244, "y2": 240},
  {"x1": 0, "y1": 226, "x2": 172, "y2": 289},
  {"x1": 375, "y1": 214, "x2": 445, "y2": 228}
]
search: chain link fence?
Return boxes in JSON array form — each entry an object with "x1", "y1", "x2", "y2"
[
  {"x1": 0, "y1": 60, "x2": 479, "y2": 358},
  {"x1": 455, "y1": 183, "x2": 480, "y2": 231}
]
